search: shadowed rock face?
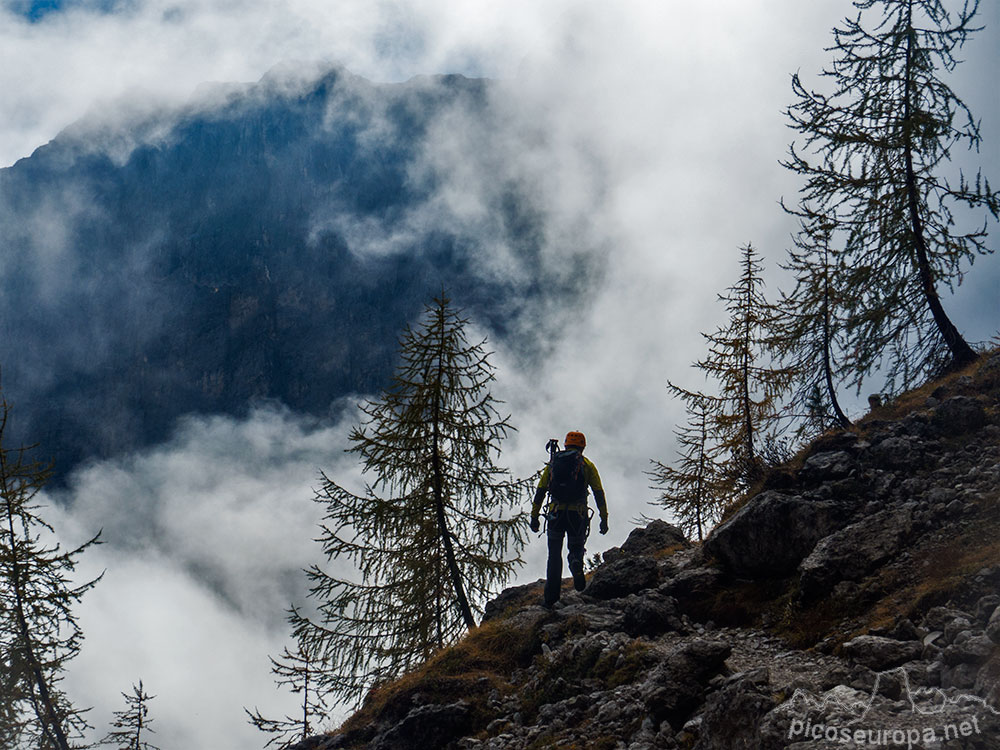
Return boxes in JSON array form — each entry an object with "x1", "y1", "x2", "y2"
[
  {"x1": 294, "y1": 358, "x2": 1000, "y2": 750},
  {"x1": 0, "y1": 66, "x2": 585, "y2": 479},
  {"x1": 703, "y1": 491, "x2": 851, "y2": 577}
]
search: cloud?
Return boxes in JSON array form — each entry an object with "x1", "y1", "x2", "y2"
[
  {"x1": 46, "y1": 404, "x2": 364, "y2": 747},
  {"x1": 4, "y1": 1, "x2": 999, "y2": 747}
]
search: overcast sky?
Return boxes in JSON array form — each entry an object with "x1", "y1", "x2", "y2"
[{"x1": 4, "y1": 0, "x2": 1000, "y2": 747}]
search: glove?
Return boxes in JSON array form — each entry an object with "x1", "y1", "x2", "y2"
[
  {"x1": 599, "y1": 517, "x2": 609, "y2": 535},
  {"x1": 530, "y1": 516, "x2": 540, "y2": 533}
]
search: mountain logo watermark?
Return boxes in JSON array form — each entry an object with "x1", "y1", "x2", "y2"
[{"x1": 782, "y1": 667, "x2": 998, "y2": 748}]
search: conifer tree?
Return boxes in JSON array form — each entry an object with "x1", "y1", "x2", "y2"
[
  {"x1": 291, "y1": 292, "x2": 529, "y2": 705},
  {"x1": 685, "y1": 244, "x2": 794, "y2": 488},
  {"x1": 648, "y1": 393, "x2": 726, "y2": 541},
  {"x1": 783, "y1": 0, "x2": 999, "y2": 394},
  {"x1": 0, "y1": 392, "x2": 102, "y2": 750},
  {"x1": 245, "y1": 641, "x2": 329, "y2": 750},
  {"x1": 98, "y1": 681, "x2": 158, "y2": 750},
  {"x1": 773, "y1": 212, "x2": 853, "y2": 435}
]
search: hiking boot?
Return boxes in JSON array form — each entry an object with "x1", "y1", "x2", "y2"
[{"x1": 570, "y1": 560, "x2": 586, "y2": 592}]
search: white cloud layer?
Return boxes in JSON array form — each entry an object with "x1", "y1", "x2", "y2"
[{"x1": 47, "y1": 406, "x2": 363, "y2": 747}]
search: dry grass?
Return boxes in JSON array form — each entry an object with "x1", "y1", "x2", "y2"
[
  {"x1": 337, "y1": 615, "x2": 543, "y2": 738},
  {"x1": 860, "y1": 515, "x2": 1000, "y2": 637}
]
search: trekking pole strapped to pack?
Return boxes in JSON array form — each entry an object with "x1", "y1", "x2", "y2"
[{"x1": 542, "y1": 438, "x2": 560, "y2": 532}]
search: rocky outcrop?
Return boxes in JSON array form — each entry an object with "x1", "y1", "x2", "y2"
[
  {"x1": 301, "y1": 357, "x2": 1000, "y2": 749},
  {"x1": 798, "y1": 504, "x2": 916, "y2": 602},
  {"x1": 840, "y1": 635, "x2": 923, "y2": 671},
  {"x1": 585, "y1": 555, "x2": 661, "y2": 600},
  {"x1": 703, "y1": 491, "x2": 849, "y2": 576}
]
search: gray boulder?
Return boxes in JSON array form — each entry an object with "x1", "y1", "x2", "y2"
[
  {"x1": 370, "y1": 701, "x2": 473, "y2": 750},
  {"x1": 933, "y1": 396, "x2": 987, "y2": 436},
  {"x1": 922, "y1": 606, "x2": 974, "y2": 633},
  {"x1": 481, "y1": 581, "x2": 541, "y2": 622},
  {"x1": 693, "y1": 668, "x2": 775, "y2": 750},
  {"x1": 621, "y1": 519, "x2": 689, "y2": 555},
  {"x1": 797, "y1": 505, "x2": 914, "y2": 602},
  {"x1": 641, "y1": 638, "x2": 732, "y2": 729},
  {"x1": 550, "y1": 600, "x2": 625, "y2": 634},
  {"x1": 704, "y1": 492, "x2": 847, "y2": 577},
  {"x1": 974, "y1": 595, "x2": 1000, "y2": 626},
  {"x1": 585, "y1": 555, "x2": 660, "y2": 600},
  {"x1": 840, "y1": 635, "x2": 923, "y2": 671},
  {"x1": 603, "y1": 519, "x2": 688, "y2": 564},
  {"x1": 987, "y1": 606, "x2": 1000, "y2": 645},
  {"x1": 869, "y1": 435, "x2": 927, "y2": 470},
  {"x1": 660, "y1": 566, "x2": 725, "y2": 599},
  {"x1": 942, "y1": 634, "x2": 995, "y2": 666},
  {"x1": 798, "y1": 450, "x2": 855, "y2": 483},
  {"x1": 623, "y1": 591, "x2": 682, "y2": 637}
]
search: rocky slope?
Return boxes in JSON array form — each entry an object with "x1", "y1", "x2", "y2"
[{"x1": 295, "y1": 352, "x2": 1000, "y2": 749}]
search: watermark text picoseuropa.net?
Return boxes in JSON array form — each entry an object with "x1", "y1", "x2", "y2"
[{"x1": 788, "y1": 716, "x2": 983, "y2": 747}]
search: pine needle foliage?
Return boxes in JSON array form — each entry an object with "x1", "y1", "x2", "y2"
[
  {"x1": 0, "y1": 393, "x2": 102, "y2": 750},
  {"x1": 292, "y1": 292, "x2": 529, "y2": 707},
  {"x1": 684, "y1": 244, "x2": 795, "y2": 489},
  {"x1": 773, "y1": 214, "x2": 853, "y2": 438},
  {"x1": 98, "y1": 681, "x2": 158, "y2": 750},
  {"x1": 648, "y1": 394, "x2": 726, "y2": 542},
  {"x1": 783, "y1": 0, "x2": 999, "y2": 395},
  {"x1": 245, "y1": 643, "x2": 329, "y2": 749}
]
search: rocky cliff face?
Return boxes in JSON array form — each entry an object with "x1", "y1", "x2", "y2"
[{"x1": 298, "y1": 352, "x2": 1000, "y2": 749}]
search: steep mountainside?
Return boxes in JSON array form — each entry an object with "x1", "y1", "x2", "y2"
[
  {"x1": 0, "y1": 66, "x2": 580, "y2": 477},
  {"x1": 297, "y1": 351, "x2": 1000, "y2": 749}
]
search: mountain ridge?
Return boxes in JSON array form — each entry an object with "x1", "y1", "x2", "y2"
[
  {"x1": 294, "y1": 351, "x2": 1000, "y2": 749},
  {"x1": 0, "y1": 64, "x2": 583, "y2": 480}
]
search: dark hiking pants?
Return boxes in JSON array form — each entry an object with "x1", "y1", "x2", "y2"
[{"x1": 545, "y1": 508, "x2": 589, "y2": 605}]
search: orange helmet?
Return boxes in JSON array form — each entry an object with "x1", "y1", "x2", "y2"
[{"x1": 564, "y1": 431, "x2": 586, "y2": 449}]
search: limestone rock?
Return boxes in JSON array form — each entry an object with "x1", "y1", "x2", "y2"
[
  {"x1": 693, "y1": 669, "x2": 775, "y2": 750},
  {"x1": 623, "y1": 591, "x2": 682, "y2": 637},
  {"x1": 660, "y1": 565, "x2": 725, "y2": 599},
  {"x1": 868, "y1": 435, "x2": 926, "y2": 470},
  {"x1": 798, "y1": 450, "x2": 854, "y2": 483},
  {"x1": 987, "y1": 606, "x2": 1000, "y2": 645},
  {"x1": 933, "y1": 396, "x2": 987, "y2": 436},
  {"x1": 640, "y1": 638, "x2": 732, "y2": 729},
  {"x1": 585, "y1": 555, "x2": 660, "y2": 600},
  {"x1": 942, "y1": 635, "x2": 996, "y2": 666},
  {"x1": 602, "y1": 519, "x2": 688, "y2": 565},
  {"x1": 370, "y1": 701, "x2": 473, "y2": 750},
  {"x1": 797, "y1": 505, "x2": 914, "y2": 602},
  {"x1": 704, "y1": 492, "x2": 847, "y2": 577},
  {"x1": 840, "y1": 635, "x2": 923, "y2": 671},
  {"x1": 620, "y1": 519, "x2": 689, "y2": 556}
]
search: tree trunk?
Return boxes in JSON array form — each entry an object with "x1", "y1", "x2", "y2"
[
  {"x1": 821, "y1": 246, "x2": 852, "y2": 428},
  {"x1": 430, "y1": 319, "x2": 477, "y2": 632},
  {"x1": 902, "y1": 11, "x2": 978, "y2": 369}
]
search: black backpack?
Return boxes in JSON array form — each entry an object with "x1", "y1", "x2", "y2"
[{"x1": 549, "y1": 449, "x2": 587, "y2": 503}]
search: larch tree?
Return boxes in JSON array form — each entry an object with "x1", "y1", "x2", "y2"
[
  {"x1": 773, "y1": 211, "x2": 853, "y2": 436},
  {"x1": 98, "y1": 681, "x2": 158, "y2": 750},
  {"x1": 648, "y1": 391, "x2": 726, "y2": 542},
  {"x1": 245, "y1": 642, "x2": 329, "y2": 749},
  {"x1": 291, "y1": 292, "x2": 529, "y2": 706},
  {"x1": 783, "y1": 0, "x2": 999, "y2": 395},
  {"x1": 686, "y1": 244, "x2": 795, "y2": 489},
  {"x1": 0, "y1": 392, "x2": 102, "y2": 750}
]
